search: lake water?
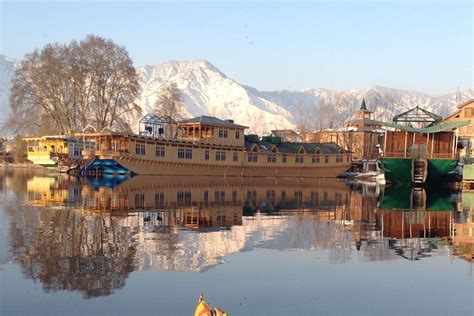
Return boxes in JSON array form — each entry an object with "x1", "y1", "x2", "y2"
[{"x1": 0, "y1": 169, "x2": 472, "y2": 315}]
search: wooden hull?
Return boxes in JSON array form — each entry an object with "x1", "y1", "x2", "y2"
[{"x1": 108, "y1": 156, "x2": 350, "y2": 178}]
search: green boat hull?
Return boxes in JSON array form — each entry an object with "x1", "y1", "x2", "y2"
[
  {"x1": 379, "y1": 158, "x2": 413, "y2": 184},
  {"x1": 426, "y1": 159, "x2": 457, "y2": 183},
  {"x1": 379, "y1": 158, "x2": 457, "y2": 184}
]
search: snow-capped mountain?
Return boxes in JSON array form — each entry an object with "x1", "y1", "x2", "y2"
[
  {"x1": 136, "y1": 59, "x2": 295, "y2": 134},
  {"x1": 136, "y1": 59, "x2": 473, "y2": 134},
  {"x1": 1, "y1": 54, "x2": 473, "y2": 135}
]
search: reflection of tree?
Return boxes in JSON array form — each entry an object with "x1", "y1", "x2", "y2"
[{"x1": 8, "y1": 203, "x2": 136, "y2": 299}]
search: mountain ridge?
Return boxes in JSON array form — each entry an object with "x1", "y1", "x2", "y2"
[{"x1": 1, "y1": 55, "x2": 473, "y2": 135}]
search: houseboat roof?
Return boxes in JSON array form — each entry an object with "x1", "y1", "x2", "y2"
[
  {"x1": 178, "y1": 116, "x2": 248, "y2": 129},
  {"x1": 393, "y1": 106, "x2": 442, "y2": 124},
  {"x1": 350, "y1": 118, "x2": 470, "y2": 134},
  {"x1": 245, "y1": 141, "x2": 347, "y2": 154},
  {"x1": 24, "y1": 135, "x2": 80, "y2": 142}
]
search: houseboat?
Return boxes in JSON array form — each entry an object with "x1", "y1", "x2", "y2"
[
  {"x1": 72, "y1": 115, "x2": 351, "y2": 177},
  {"x1": 378, "y1": 106, "x2": 470, "y2": 184},
  {"x1": 24, "y1": 135, "x2": 83, "y2": 169}
]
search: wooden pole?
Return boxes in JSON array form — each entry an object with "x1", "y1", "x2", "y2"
[
  {"x1": 426, "y1": 133, "x2": 430, "y2": 158},
  {"x1": 404, "y1": 131, "x2": 408, "y2": 158},
  {"x1": 431, "y1": 133, "x2": 435, "y2": 157},
  {"x1": 452, "y1": 132, "x2": 456, "y2": 158}
]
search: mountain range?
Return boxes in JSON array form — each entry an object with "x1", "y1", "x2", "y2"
[{"x1": 1, "y1": 54, "x2": 473, "y2": 135}]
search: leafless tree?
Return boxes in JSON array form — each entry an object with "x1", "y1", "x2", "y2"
[
  {"x1": 6, "y1": 35, "x2": 140, "y2": 136},
  {"x1": 154, "y1": 82, "x2": 185, "y2": 122},
  {"x1": 293, "y1": 103, "x2": 312, "y2": 141}
]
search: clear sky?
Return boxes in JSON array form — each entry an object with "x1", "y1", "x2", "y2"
[{"x1": 0, "y1": 1, "x2": 472, "y2": 95}]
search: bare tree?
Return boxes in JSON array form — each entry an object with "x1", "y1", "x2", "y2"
[
  {"x1": 154, "y1": 82, "x2": 185, "y2": 121},
  {"x1": 293, "y1": 103, "x2": 312, "y2": 141},
  {"x1": 81, "y1": 35, "x2": 141, "y2": 131},
  {"x1": 6, "y1": 35, "x2": 140, "y2": 136}
]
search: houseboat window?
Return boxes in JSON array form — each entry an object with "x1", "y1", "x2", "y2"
[
  {"x1": 216, "y1": 151, "x2": 226, "y2": 161},
  {"x1": 155, "y1": 192, "x2": 164, "y2": 207},
  {"x1": 185, "y1": 148, "x2": 192, "y2": 159},
  {"x1": 233, "y1": 151, "x2": 238, "y2": 161},
  {"x1": 177, "y1": 191, "x2": 192, "y2": 207},
  {"x1": 295, "y1": 154, "x2": 304, "y2": 163},
  {"x1": 178, "y1": 148, "x2": 193, "y2": 159},
  {"x1": 247, "y1": 153, "x2": 258, "y2": 162},
  {"x1": 294, "y1": 191, "x2": 303, "y2": 203},
  {"x1": 311, "y1": 191, "x2": 319, "y2": 205},
  {"x1": 73, "y1": 146, "x2": 81, "y2": 157},
  {"x1": 282, "y1": 154, "x2": 287, "y2": 163},
  {"x1": 205, "y1": 150, "x2": 210, "y2": 160},
  {"x1": 247, "y1": 190, "x2": 257, "y2": 204},
  {"x1": 267, "y1": 154, "x2": 276, "y2": 163},
  {"x1": 312, "y1": 156, "x2": 320, "y2": 164},
  {"x1": 324, "y1": 155, "x2": 329, "y2": 163},
  {"x1": 266, "y1": 190, "x2": 276, "y2": 203},
  {"x1": 236, "y1": 131, "x2": 240, "y2": 139},
  {"x1": 232, "y1": 191, "x2": 238, "y2": 205},
  {"x1": 215, "y1": 191, "x2": 225, "y2": 205},
  {"x1": 134, "y1": 193, "x2": 145, "y2": 208},
  {"x1": 156, "y1": 146, "x2": 165, "y2": 157},
  {"x1": 136, "y1": 143, "x2": 145, "y2": 155},
  {"x1": 218, "y1": 130, "x2": 229, "y2": 138}
]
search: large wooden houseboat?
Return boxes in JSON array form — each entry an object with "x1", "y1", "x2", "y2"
[
  {"x1": 78, "y1": 115, "x2": 351, "y2": 177},
  {"x1": 26, "y1": 115, "x2": 352, "y2": 177}
]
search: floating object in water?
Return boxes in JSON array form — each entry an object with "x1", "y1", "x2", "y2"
[{"x1": 194, "y1": 294, "x2": 228, "y2": 316}]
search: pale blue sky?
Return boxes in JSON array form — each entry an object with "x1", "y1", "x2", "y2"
[{"x1": 0, "y1": 1, "x2": 472, "y2": 95}]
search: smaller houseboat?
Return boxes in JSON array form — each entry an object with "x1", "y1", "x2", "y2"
[
  {"x1": 24, "y1": 135, "x2": 83, "y2": 169},
  {"x1": 378, "y1": 106, "x2": 470, "y2": 184}
]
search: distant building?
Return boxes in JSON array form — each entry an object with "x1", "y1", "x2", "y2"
[
  {"x1": 309, "y1": 99, "x2": 384, "y2": 160},
  {"x1": 270, "y1": 129, "x2": 302, "y2": 143},
  {"x1": 443, "y1": 98, "x2": 474, "y2": 157}
]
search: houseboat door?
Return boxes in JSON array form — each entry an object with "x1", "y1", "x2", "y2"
[{"x1": 407, "y1": 144, "x2": 428, "y2": 159}]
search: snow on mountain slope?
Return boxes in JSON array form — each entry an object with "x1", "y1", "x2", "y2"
[
  {"x1": 0, "y1": 55, "x2": 18, "y2": 128},
  {"x1": 136, "y1": 59, "x2": 295, "y2": 134}
]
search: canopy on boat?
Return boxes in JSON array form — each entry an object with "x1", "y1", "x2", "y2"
[{"x1": 349, "y1": 118, "x2": 470, "y2": 134}]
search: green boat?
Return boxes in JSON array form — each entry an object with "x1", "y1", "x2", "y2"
[{"x1": 373, "y1": 106, "x2": 469, "y2": 184}]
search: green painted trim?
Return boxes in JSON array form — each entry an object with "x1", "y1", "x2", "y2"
[{"x1": 379, "y1": 158, "x2": 413, "y2": 184}]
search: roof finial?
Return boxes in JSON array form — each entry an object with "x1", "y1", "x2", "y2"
[{"x1": 360, "y1": 99, "x2": 367, "y2": 110}]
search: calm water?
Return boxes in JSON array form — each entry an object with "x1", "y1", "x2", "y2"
[{"x1": 0, "y1": 169, "x2": 472, "y2": 315}]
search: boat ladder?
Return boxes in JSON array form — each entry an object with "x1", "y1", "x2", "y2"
[{"x1": 413, "y1": 159, "x2": 427, "y2": 184}]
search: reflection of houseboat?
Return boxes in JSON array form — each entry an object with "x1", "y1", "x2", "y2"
[
  {"x1": 24, "y1": 136, "x2": 83, "y2": 168},
  {"x1": 378, "y1": 185, "x2": 457, "y2": 239},
  {"x1": 378, "y1": 107, "x2": 469, "y2": 184},
  {"x1": 75, "y1": 115, "x2": 351, "y2": 177}
]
